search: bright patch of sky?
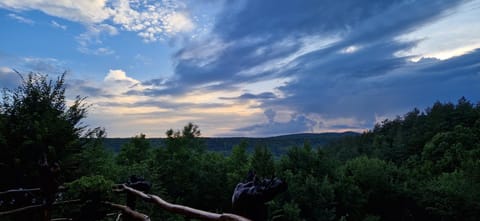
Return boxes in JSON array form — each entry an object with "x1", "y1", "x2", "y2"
[
  {"x1": 397, "y1": 0, "x2": 480, "y2": 61},
  {"x1": 0, "y1": 0, "x2": 479, "y2": 137}
]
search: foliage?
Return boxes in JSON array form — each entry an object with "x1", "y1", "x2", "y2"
[
  {"x1": 3, "y1": 80, "x2": 480, "y2": 221},
  {"x1": 251, "y1": 145, "x2": 275, "y2": 178},
  {"x1": 0, "y1": 72, "x2": 91, "y2": 189},
  {"x1": 75, "y1": 129, "x2": 119, "y2": 181},
  {"x1": 64, "y1": 175, "x2": 114, "y2": 221},
  {"x1": 419, "y1": 171, "x2": 480, "y2": 220},
  {"x1": 65, "y1": 175, "x2": 114, "y2": 202}
]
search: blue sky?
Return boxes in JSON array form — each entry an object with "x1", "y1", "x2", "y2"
[{"x1": 0, "y1": 0, "x2": 479, "y2": 137}]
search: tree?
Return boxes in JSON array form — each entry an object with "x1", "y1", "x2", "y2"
[
  {"x1": 226, "y1": 141, "x2": 250, "y2": 189},
  {"x1": 165, "y1": 122, "x2": 203, "y2": 151},
  {"x1": 250, "y1": 145, "x2": 275, "y2": 178},
  {"x1": 419, "y1": 171, "x2": 480, "y2": 220},
  {"x1": 0, "y1": 72, "x2": 90, "y2": 189},
  {"x1": 116, "y1": 133, "x2": 151, "y2": 166},
  {"x1": 75, "y1": 128, "x2": 119, "y2": 181},
  {"x1": 336, "y1": 157, "x2": 402, "y2": 220}
]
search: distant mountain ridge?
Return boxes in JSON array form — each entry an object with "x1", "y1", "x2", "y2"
[{"x1": 103, "y1": 131, "x2": 359, "y2": 155}]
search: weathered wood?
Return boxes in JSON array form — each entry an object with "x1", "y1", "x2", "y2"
[
  {"x1": 0, "y1": 187, "x2": 41, "y2": 195},
  {"x1": 0, "y1": 186, "x2": 66, "y2": 196},
  {"x1": 121, "y1": 184, "x2": 251, "y2": 221},
  {"x1": 105, "y1": 202, "x2": 150, "y2": 221},
  {"x1": 0, "y1": 203, "x2": 43, "y2": 216},
  {"x1": 0, "y1": 199, "x2": 81, "y2": 216}
]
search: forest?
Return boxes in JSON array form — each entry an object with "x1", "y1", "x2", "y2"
[{"x1": 1, "y1": 73, "x2": 479, "y2": 221}]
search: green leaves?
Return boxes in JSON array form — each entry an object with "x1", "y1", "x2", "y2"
[
  {"x1": 420, "y1": 171, "x2": 480, "y2": 220},
  {"x1": 65, "y1": 175, "x2": 114, "y2": 202},
  {"x1": 251, "y1": 145, "x2": 275, "y2": 178},
  {"x1": 0, "y1": 72, "x2": 90, "y2": 188}
]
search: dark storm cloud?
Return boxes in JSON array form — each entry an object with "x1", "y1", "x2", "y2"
[
  {"x1": 96, "y1": 99, "x2": 227, "y2": 111},
  {"x1": 234, "y1": 111, "x2": 317, "y2": 136},
  {"x1": 164, "y1": 0, "x2": 466, "y2": 92},
  {"x1": 274, "y1": 49, "x2": 480, "y2": 120},
  {"x1": 170, "y1": 37, "x2": 301, "y2": 91},
  {"x1": 65, "y1": 79, "x2": 118, "y2": 98},
  {"x1": 136, "y1": 0, "x2": 476, "y2": 135},
  {"x1": 220, "y1": 92, "x2": 277, "y2": 100}
]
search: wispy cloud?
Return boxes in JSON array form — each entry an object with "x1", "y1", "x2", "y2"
[
  {"x1": 233, "y1": 110, "x2": 317, "y2": 137},
  {"x1": 76, "y1": 24, "x2": 117, "y2": 55},
  {"x1": 21, "y1": 57, "x2": 66, "y2": 73},
  {"x1": 0, "y1": 0, "x2": 111, "y2": 23},
  {"x1": 7, "y1": 13, "x2": 34, "y2": 25},
  {"x1": 50, "y1": 20, "x2": 67, "y2": 30},
  {"x1": 0, "y1": 66, "x2": 21, "y2": 89}
]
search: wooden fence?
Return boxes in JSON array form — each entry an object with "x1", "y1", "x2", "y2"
[{"x1": 0, "y1": 184, "x2": 250, "y2": 221}]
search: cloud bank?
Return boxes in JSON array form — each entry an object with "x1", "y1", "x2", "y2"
[
  {"x1": 135, "y1": 0, "x2": 480, "y2": 136},
  {"x1": 2, "y1": 0, "x2": 479, "y2": 137}
]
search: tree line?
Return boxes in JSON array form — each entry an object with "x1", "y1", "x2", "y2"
[{"x1": 1, "y1": 73, "x2": 479, "y2": 220}]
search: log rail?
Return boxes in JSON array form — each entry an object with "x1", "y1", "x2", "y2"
[{"x1": 0, "y1": 185, "x2": 251, "y2": 221}]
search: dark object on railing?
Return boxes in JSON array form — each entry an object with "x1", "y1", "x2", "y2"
[
  {"x1": 39, "y1": 154, "x2": 61, "y2": 221},
  {"x1": 127, "y1": 176, "x2": 151, "y2": 192},
  {"x1": 123, "y1": 176, "x2": 151, "y2": 221},
  {"x1": 232, "y1": 171, "x2": 287, "y2": 221},
  {"x1": 125, "y1": 175, "x2": 151, "y2": 211}
]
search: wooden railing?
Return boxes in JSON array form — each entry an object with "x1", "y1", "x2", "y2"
[
  {"x1": 121, "y1": 184, "x2": 250, "y2": 221},
  {"x1": 0, "y1": 185, "x2": 251, "y2": 221}
]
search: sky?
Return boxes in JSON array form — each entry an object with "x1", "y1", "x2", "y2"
[{"x1": 0, "y1": 0, "x2": 479, "y2": 137}]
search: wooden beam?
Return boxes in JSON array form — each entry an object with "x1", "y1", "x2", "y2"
[
  {"x1": 105, "y1": 202, "x2": 150, "y2": 221},
  {"x1": 121, "y1": 185, "x2": 251, "y2": 221},
  {"x1": 0, "y1": 199, "x2": 81, "y2": 216}
]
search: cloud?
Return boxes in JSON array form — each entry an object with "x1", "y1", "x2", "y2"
[
  {"x1": 234, "y1": 112, "x2": 317, "y2": 137},
  {"x1": 65, "y1": 69, "x2": 143, "y2": 99},
  {"x1": 264, "y1": 109, "x2": 275, "y2": 123},
  {"x1": 105, "y1": 69, "x2": 138, "y2": 82},
  {"x1": 274, "y1": 49, "x2": 480, "y2": 121},
  {"x1": 102, "y1": 69, "x2": 143, "y2": 95},
  {"x1": 0, "y1": 0, "x2": 112, "y2": 23},
  {"x1": 110, "y1": 0, "x2": 195, "y2": 42},
  {"x1": 76, "y1": 24, "x2": 118, "y2": 55},
  {"x1": 7, "y1": 13, "x2": 34, "y2": 25},
  {"x1": 62, "y1": 0, "x2": 477, "y2": 137},
  {"x1": 0, "y1": 66, "x2": 21, "y2": 89},
  {"x1": 21, "y1": 57, "x2": 65, "y2": 73},
  {"x1": 3, "y1": 0, "x2": 477, "y2": 137},
  {"x1": 396, "y1": 0, "x2": 480, "y2": 61},
  {"x1": 163, "y1": 0, "x2": 457, "y2": 96},
  {"x1": 220, "y1": 92, "x2": 277, "y2": 100},
  {"x1": 147, "y1": 0, "x2": 478, "y2": 136},
  {"x1": 66, "y1": 80, "x2": 107, "y2": 98},
  {"x1": 51, "y1": 20, "x2": 67, "y2": 30},
  {"x1": 0, "y1": 0, "x2": 198, "y2": 51}
]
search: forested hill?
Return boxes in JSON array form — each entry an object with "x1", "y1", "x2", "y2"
[{"x1": 103, "y1": 131, "x2": 359, "y2": 155}]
